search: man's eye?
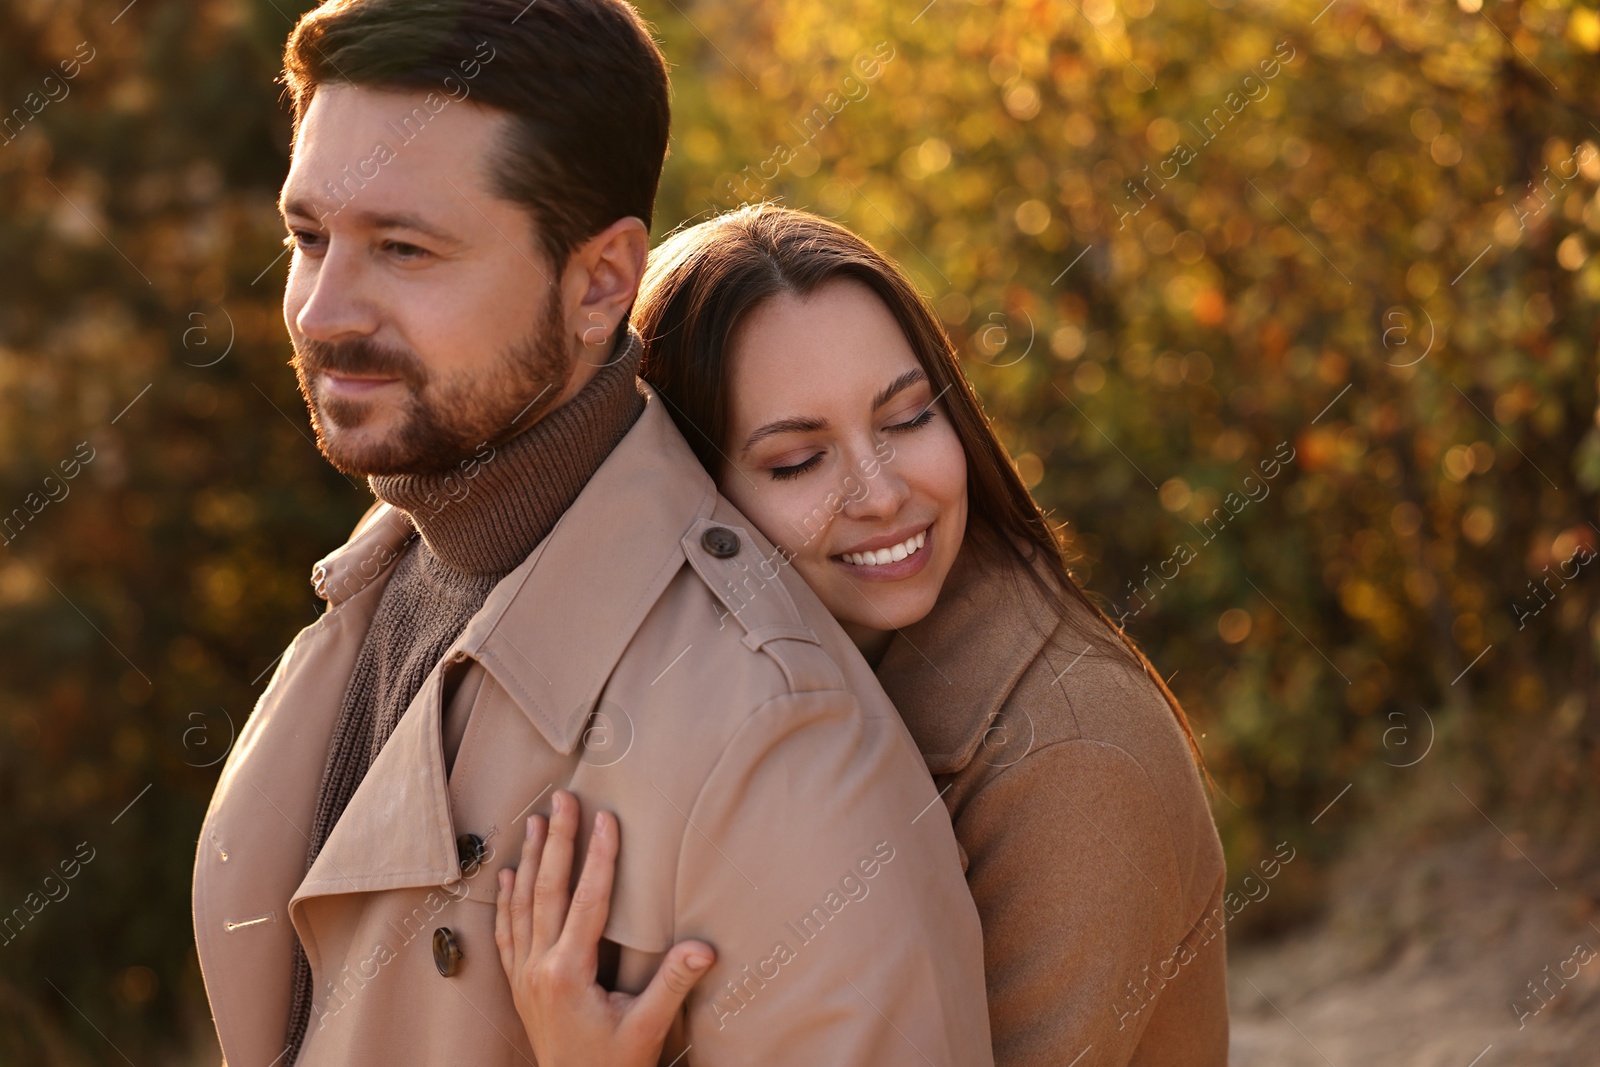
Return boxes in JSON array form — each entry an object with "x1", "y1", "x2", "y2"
[
  {"x1": 286, "y1": 230, "x2": 325, "y2": 253},
  {"x1": 383, "y1": 240, "x2": 430, "y2": 260},
  {"x1": 769, "y1": 453, "x2": 823, "y2": 481},
  {"x1": 885, "y1": 408, "x2": 935, "y2": 433}
]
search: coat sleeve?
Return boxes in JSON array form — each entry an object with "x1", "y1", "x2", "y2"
[
  {"x1": 956, "y1": 738, "x2": 1229, "y2": 1067},
  {"x1": 669, "y1": 689, "x2": 995, "y2": 1067}
]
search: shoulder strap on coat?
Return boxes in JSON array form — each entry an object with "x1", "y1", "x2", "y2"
[{"x1": 680, "y1": 517, "x2": 844, "y2": 694}]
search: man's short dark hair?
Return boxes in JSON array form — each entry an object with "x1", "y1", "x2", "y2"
[{"x1": 282, "y1": 0, "x2": 671, "y2": 273}]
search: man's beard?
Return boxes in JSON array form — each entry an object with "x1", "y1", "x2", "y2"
[{"x1": 290, "y1": 299, "x2": 568, "y2": 477}]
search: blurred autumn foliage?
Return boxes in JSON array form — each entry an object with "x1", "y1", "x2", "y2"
[{"x1": 1, "y1": 0, "x2": 1598, "y2": 1061}]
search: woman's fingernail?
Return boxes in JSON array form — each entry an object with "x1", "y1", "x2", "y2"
[
  {"x1": 593, "y1": 812, "x2": 605, "y2": 835},
  {"x1": 687, "y1": 954, "x2": 711, "y2": 971},
  {"x1": 525, "y1": 815, "x2": 535, "y2": 839}
]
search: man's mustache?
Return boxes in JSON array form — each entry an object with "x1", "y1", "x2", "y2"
[{"x1": 294, "y1": 337, "x2": 426, "y2": 386}]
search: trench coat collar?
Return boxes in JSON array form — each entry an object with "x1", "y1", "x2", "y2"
[
  {"x1": 450, "y1": 378, "x2": 717, "y2": 754},
  {"x1": 315, "y1": 372, "x2": 718, "y2": 758},
  {"x1": 874, "y1": 540, "x2": 1061, "y2": 775},
  {"x1": 310, "y1": 498, "x2": 416, "y2": 608},
  {"x1": 292, "y1": 373, "x2": 716, "y2": 909}
]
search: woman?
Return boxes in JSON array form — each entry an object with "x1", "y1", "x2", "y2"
[{"x1": 494, "y1": 205, "x2": 1229, "y2": 1065}]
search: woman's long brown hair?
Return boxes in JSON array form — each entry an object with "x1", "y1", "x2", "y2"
[{"x1": 633, "y1": 203, "x2": 1204, "y2": 771}]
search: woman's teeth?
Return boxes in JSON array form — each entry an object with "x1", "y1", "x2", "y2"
[{"x1": 843, "y1": 529, "x2": 926, "y2": 567}]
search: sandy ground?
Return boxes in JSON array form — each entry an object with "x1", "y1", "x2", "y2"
[{"x1": 1227, "y1": 829, "x2": 1600, "y2": 1067}]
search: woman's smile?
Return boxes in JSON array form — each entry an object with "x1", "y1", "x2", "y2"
[{"x1": 832, "y1": 522, "x2": 933, "y2": 581}]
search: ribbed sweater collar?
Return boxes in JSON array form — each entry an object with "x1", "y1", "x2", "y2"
[{"x1": 367, "y1": 329, "x2": 646, "y2": 576}]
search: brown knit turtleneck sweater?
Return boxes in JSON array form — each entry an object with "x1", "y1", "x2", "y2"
[{"x1": 282, "y1": 331, "x2": 646, "y2": 1063}]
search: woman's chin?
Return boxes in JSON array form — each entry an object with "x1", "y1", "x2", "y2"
[{"x1": 833, "y1": 588, "x2": 939, "y2": 638}]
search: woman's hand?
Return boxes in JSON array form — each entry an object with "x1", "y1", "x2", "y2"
[{"x1": 494, "y1": 788, "x2": 716, "y2": 1066}]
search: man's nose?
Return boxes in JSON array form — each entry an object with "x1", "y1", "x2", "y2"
[{"x1": 292, "y1": 246, "x2": 381, "y2": 344}]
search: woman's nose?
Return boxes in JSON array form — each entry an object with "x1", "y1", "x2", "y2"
[{"x1": 840, "y1": 446, "x2": 910, "y2": 520}]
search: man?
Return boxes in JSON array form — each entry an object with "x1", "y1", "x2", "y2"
[{"x1": 190, "y1": 1, "x2": 993, "y2": 1065}]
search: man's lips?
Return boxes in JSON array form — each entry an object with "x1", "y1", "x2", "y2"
[{"x1": 319, "y1": 370, "x2": 402, "y2": 396}]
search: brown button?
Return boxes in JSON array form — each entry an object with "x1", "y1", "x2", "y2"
[
  {"x1": 433, "y1": 927, "x2": 463, "y2": 977},
  {"x1": 456, "y1": 833, "x2": 487, "y2": 876},
  {"x1": 701, "y1": 526, "x2": 740, "y2": 558}
]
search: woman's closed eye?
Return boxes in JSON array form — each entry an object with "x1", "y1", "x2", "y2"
[
  {"x1": 764, "y1": 409, "x2": 936, "y2": 481},
  {"x1": 768, "y1": 452, "x2": 823, "y2": 481},
  {"x1": 885, "y1": 407, "x2": 936, "y2": 433}
]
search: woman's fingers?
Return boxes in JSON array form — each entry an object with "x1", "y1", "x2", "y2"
[
  {"x1": 494, "y1": 867, "x2": 515, "y2": 978},
  {"x1": 497, "y1": 791, "x2": 622, "y2": 991},
  {"x1": 531, "y1": 789, "x2": 579, "y2": 954},
  {"x1": 494, "y1": 793, "x2": 701, "y2": 1066},
  {"x1": 555, "y1": 809, "x2": 619, "y2": 973},
  {"x1": 623, "y1": 940, "x2": 716, "y2": 1046},
  {"x1": 509, "y1": 811, "x2": 548, "y2": 965}
]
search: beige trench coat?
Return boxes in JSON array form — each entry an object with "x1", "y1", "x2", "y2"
[
  {"x1": 192, "y1": 381, "x2": 993, "y2": 1067},
  {"x1": 876, "y1": 544, "x2": 1230, "y2": 1066}
]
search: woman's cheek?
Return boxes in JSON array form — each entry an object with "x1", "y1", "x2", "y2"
[
  {"x1": 773, "y1": 488, "x2": 839, "y2": 587},
  {"x1": 782, "y1": 482, "x2": 838, "y2": 559},
  {"x1": 904, "y1": 424, "x2": 967, "y2": 508},
  {"x1": 728, "y1": 479, "x2": 818, "y2": 562}
]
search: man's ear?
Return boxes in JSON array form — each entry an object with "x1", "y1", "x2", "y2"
[{"x1": 561, "y1": 216, "x2": 649, "y2": 366}]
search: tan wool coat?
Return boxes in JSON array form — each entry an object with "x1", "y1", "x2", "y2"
[
  {"x1": 191, "y1": 380, "x2": 994, "y2": 1067},
  {"x1": 876, "y1": 542, "x2": 1230, "y2": 1067}
]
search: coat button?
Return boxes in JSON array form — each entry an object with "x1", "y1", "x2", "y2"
[
  {"x1": 433, "y1": 927, "x2": 463, "y2": 977},
  {"x1": 701, "y1": 526, "x2": 740, "y2": 558},
  {"x1": 456, "y1": 833, "x2": 487, "y2": 876}
]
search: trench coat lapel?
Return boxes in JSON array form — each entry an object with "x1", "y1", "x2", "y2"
[
  {"x1": 284, "y1": 653, "x2": 466, "y2": 989},
  {"x1": 291, "y1": 664, "x2": 459, "y2": 900},
  {"x1": 192, "y1": 506, "x2": 416, "y2": 1067}
]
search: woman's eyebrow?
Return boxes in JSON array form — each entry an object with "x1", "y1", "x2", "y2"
[
  {"x1": 741, "y1": 415, "x2": 827, "y2": 456},
  {"x1": 740, "y1": 368, "x2": 932, "y2": 457},
  {"x1": 871, "y1": 367, "x2": 928, "y2": 410}
]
